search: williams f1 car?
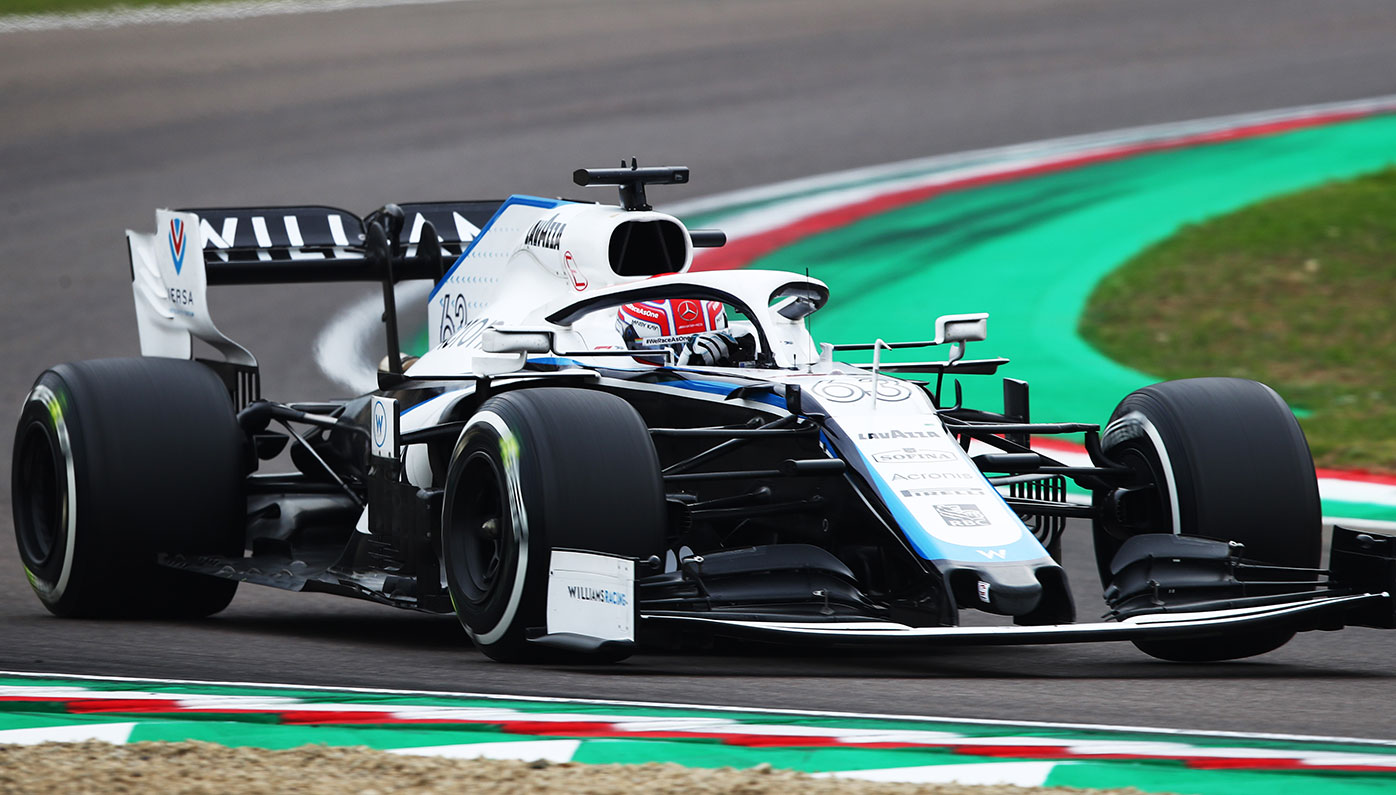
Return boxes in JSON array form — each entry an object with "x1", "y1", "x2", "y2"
[{"x1": 12, "y1": 164, "x2": 1396, "y2": 664}]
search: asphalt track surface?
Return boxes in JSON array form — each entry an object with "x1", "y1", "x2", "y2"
[{"x1": 3, "y1": 0, "x2": 1396, "y2": 740}]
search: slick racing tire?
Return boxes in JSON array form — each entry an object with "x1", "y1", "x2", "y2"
[
  {"x1": 1093, "y1": 378, "x2": 1321, "y2": 662},
  {"x1": 12, "y1": 358, "x2": 244, "y2": 618},
  {"x1": 442, "y1": 388, "x2": 666, "y2": 663}
]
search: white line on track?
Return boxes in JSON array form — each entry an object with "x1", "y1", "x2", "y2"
[
  {"x1": 814, "y1": 763, "x2": 1058, "y2": 787},
  {"x1": 0, "y1": 722, "x2": 137, "y2": 745},
  {"x1": 0, "y1": 0, "x2": 475, "y2": 34},
  {"x1": 4, "y1": 669, "x2": 1395, "y2": 748},
  {"x1": 667, "y1": 94, "x2": 1396, "y2": 233}
]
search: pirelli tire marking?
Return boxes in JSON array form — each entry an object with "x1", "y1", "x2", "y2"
[
  {"x1": 21, "y1": 384, "x2": 78, "y2": 601},
  {"x1": 456, "y1": 410, "x2": 530, "y2": 647}
]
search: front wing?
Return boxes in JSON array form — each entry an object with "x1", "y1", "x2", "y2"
[{"x1": 640, "y1": 592, "x2": 1385, "y2": 648}]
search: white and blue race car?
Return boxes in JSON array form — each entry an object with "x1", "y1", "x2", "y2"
[{"x1": 12, "y1": 164, "x2": 1395, "y2": 664}]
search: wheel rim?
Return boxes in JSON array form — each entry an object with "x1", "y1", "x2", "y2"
[
  {"x1": 1095, "y1": 435, "x2": 1173, "y2": 586},
  {"x1": 14, "y1": 420, "x2": 64, "y2": 570},
  {"x1": 1107, "y1": 442, "x2": 1172, "y2": 535},
  {"x1": 447, "y1": 451, "x2": 511, "y2": 605}
]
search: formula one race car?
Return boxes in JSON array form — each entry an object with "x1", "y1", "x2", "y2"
[{"x1": 12, "y1": 164, "x2": 1396, "y2": 664}]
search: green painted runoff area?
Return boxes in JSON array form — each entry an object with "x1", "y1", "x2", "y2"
[
  {"x1": 750, "y1": 114, "x2": 1396, "y2": 430},
  {"x1": 1081, "y1": 167, "x2": 1396, "y2": 472}
]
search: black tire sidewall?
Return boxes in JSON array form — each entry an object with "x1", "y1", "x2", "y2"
[
  {"x1": 442, "y1": 409, "x2": 536, "y2": 652},
  {"x1": 1099, "y1": 378, "x2": 1320, "y2": 567},
  {"x1": 11, "y1": 359, "x2": 244, "y2": 617},
  {"x1": 1094, "y1": 378, "x2": 1321, "y2": 661},
  {"x1": 12, "y1": 372, "x2": 82, "y2": 606}
]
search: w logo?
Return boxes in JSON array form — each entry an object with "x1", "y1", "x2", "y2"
[
  {"x1": 976, "y1": 549, "x2": 1007, "y2": 560},
  {"x1": 168, "y1": 218, "x2": 186, "y2": 274}
]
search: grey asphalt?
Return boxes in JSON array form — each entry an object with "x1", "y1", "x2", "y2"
[{"x1": 3, "y1": 0, "x2": 1396, "y2": 740}]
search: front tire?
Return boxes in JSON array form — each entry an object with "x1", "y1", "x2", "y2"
[
  {"x1": 441, "y1": 388, "x2": 666, "y2": 663},
  {"x1": 12, "y1": 358, "x2": 245, "y2": 618},
  {"x1": 1093, "y1": 378, "x2": 1321, "y2": 662}
]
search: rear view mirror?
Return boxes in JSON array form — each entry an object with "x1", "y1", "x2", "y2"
[
  {"x1": 774, "y1": 296, "x2": 819, "y2": 321},
  {"x1": 770, "y1": 282, "x2": 829, "y2": 321},
  {"x1": 934, "y1": 313, "x2": 988, "y2": 345},
  {"x1": 482, "y1": 328, "x2": 554, "y2": 354}
]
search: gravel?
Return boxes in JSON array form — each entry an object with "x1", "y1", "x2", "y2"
[{"x1": 0, "y1": 741, "x2": 1160, "y2": 795}]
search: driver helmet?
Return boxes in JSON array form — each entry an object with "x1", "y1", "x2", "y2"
[{"x1": 616, "y1": 299, "x2": 727, "y2": 352}]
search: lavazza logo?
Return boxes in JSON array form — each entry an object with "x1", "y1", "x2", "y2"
[
  {"x1": 525, "y1": 214, "x2": 566, "y2": 250},
  {"x1": 856, "y1": 428, "x2": 940, "y2": 441},
  {"x1": 872, "y1": 448, "x2": 954, "y2": 464}
]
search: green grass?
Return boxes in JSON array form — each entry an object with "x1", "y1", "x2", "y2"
[
  {"x1": 1, "y1": 0, "x2": 248, "y2": 15},
  {"x1": 1081, "y1": 166, "x2": 1396, "y2": 472}
]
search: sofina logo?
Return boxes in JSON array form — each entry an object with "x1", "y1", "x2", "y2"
[
  {"x1": 168, "y1": 218, "x2": 186, "y2": 274},
  {"x1": 872, "y1": 449, "x2": 954, "y2": 464}
]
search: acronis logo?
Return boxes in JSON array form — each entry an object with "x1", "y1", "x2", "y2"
[{"x1": 168, "y1": 218, "x2": 186, "y2": 274}]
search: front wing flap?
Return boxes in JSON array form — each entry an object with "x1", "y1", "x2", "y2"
[{"x1": 641, "y1": 592, "x2": 1386, "y2": 648}]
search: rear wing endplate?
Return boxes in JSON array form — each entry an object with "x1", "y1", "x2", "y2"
[{"x1": 127, "y1": 201, "x2": 499, "y2": 405}]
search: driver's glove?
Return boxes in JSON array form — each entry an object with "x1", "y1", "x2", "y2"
[{"x1": 679, "y1": 330, "x2": 738, "y2": 366}]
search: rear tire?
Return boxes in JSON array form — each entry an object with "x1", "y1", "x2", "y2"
[
  {"x1": 441, "y1": 388, "x2": 666, "y2": 663},
  {"x1": 12, "y1": 358, "x2": 244, "y2": 618},
  {"x1": 1093, "y1": 378, "x2": 1320, "y2": 662}
]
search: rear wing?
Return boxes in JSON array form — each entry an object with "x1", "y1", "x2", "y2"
[
  {"x1": 128, "y1": 201, "x2": 499, "y2": 405},
  {"x1": 186, "y1": 201, "x2": 498, "y2": 281}
]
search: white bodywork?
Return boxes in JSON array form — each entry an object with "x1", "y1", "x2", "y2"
[
  {"x1": 426, "y1": 200, "x2": 689, "y2": 351},
  {"x1": 128, "y1": 209, "x2": 254, "y2": 366},
  {"x1": 414, "y1": 199, "x2": 823, "y2": 376},
  {"x1": 126, "y1": 196, "x2": 1035, "y2": 568}
]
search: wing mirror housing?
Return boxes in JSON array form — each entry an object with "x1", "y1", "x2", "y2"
[
  {"x1": 481, "y1": 327, "x2": 554, "y2": 354},
  {"x1": 470, "y1": 353, "x2": 527, "y2": 376},
  {"x1": 933, "y1": 313, "x2": 988, "y2": 345}
]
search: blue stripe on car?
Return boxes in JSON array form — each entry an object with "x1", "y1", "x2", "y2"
[
  {"x1": 428, "y1": 195, "x2": 566, "y2": 301},
  {"x1": 845, "y1": 440, "x2": 1049, "y2": 565}
]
